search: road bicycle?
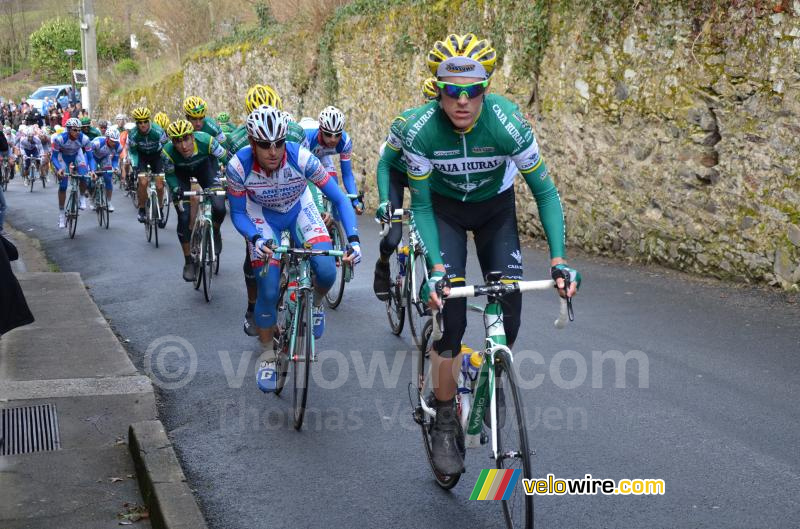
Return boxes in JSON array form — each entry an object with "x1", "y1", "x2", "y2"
[
  {"x1": 64, "y1": 169, "x2": 83, "y2": 239},
  {"x1": 92, "y1": 169, "x2": 111, "y2": 229},
  {"x1": 266, "y1": 234, "x2": 345, "y2": 430},
  {"x1": 181, "y1": 188, "x2": 226, "y2": 302},
  {"x1": 141, "y1": 170, "x2": 166, "y2": 247},
  {"x1": 410, "y1": 272, "x2": 571, "y2": 529},
  {"x1": 378, "y1": 208, "x2": 430, "y2": 351}
]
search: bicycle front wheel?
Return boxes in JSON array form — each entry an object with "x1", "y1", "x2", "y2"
[
  {"x1": 151, "y1": 195, "x2": 160, "y2": 247},
  {"x1": 292, "y1": 289, "x2": 313, "y2": 430},
  {"x1": 161, "y1": 191, "x2": 171, "y2": 225},
  {"x1": 274, "y1": 261, "x2": 290, "y2": 396},
  {"x1": 67, "y1": 191, "x2": 78, "y2": 239},
  {"x1": 191, "y1": 224, "x2": 204, "y2": 291},
  {"x1": 201, "y1": 226, "x2": 214, "y2": 302},
  {"x1": 29, "y1": 167, "x2": 35, "y2": 192},
  {"x1": 495, "y1": 349, "x2": 534, "y2": 529},
  {"x1": 325, "y1": 222, "x2": 346, "y2": 309},
  {"x1": 407, "y1": 250, "x2": 430, "y2": 351}
]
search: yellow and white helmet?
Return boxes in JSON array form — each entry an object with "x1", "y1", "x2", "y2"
[{"x1": 427, "y1": 33, "x2": 497, "y2": 79}]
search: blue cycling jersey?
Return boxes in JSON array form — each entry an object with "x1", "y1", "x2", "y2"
[{"x1": 301, "y1": 123, "x2": 356, "y2": 197}]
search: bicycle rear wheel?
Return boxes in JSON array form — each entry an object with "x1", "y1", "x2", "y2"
[
  {"x1": 292, "y1": 290, "x2": 312, "y2": 430},
  {"x1": 495, "y1": 349, "x2": 534, "y2": 529},
  {"x1": 386, "y1": 253, "x2": 405, "y2": 335},
  {"x1": 411, "y1": 319, "x2": 462, "y2": 489},
  {"x1": 201, "y1": 226, "x2": 214, "y2": 302},
  {"x1": 325, "y1": 222, "x2": 346, "y2": 309}
]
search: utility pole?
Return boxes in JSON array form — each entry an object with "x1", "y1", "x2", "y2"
[{"x1": 80, "y1": 0, "x2": 99, "y2": 115}]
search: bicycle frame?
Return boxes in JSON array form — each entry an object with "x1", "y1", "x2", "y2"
[{"x1": 419, "y1": 279, "x2": 569, "y2": 460}]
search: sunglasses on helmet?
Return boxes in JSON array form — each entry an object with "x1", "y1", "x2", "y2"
[{"x1": 436, "y1": 80, "x2": 489, "y2": 99}]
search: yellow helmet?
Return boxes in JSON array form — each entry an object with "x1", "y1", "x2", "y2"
[
  {"x1": 245, "y1": 84, "x2": 283, "y2": 114},
  {"x1": 422, "y1": 77, "x2": 438, "y2": 100},
  {"x1": 183, "y1": 96, "x2": 207, "y2": 118},
  {"x1": 153, "y1": 112, "x2": 170, "y2": 129},
  {"x1": 131, "y1": 107, "x2": 151, "y2": 121},
  {"x1": 427, "y1": 33, "x2": 497, "y2": 78},
  {"x1": 166, "y1": 119, "x2": 194, "y2": 139}
]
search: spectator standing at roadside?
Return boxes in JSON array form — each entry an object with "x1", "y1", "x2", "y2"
[{"x1": 0, "y1": 233, "x2": 35, "y2": 337}]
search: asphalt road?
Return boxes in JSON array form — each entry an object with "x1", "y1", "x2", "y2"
[{"x1": 6, "y1": 178, "x2": 800, "y2": 529}]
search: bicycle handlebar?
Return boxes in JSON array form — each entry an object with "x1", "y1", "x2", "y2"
[
  {"x1": 270, "y1": 246, "x2": 344, "y2": 258},
  {"x1": 180, "y1": 189, "x2": 226, "y2": 197},
  {"x1": 430, "y1": 279, "x2": 570, "y2": 342},
  {"x1": 377, "y1": 208, "x2": 408, "y2": 237}
]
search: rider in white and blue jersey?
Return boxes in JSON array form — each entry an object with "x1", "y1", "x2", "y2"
[
  {"x1": 226, "y1": 106, "x2": 362, "y2": 392},
  {"x1": 87, "y1": 128, "x2": 123, "y2": 212},
  {"x1": 18, "y1": 129, "x2": 43, "y2": 180},
  {"x1": 52, "y1": 117, "x2": 93, "y2": 228},
  {"x1": 301, "y1": 106, "x2": 364, "y2": 214}
]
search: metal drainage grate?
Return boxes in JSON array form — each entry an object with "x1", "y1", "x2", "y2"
[{"x1": 0, "y1": 403, "x2": 62, "y2": 456}]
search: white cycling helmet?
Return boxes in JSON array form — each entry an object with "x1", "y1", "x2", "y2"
[
  {"x1": 115, "y1": 113, "x2": 126, "y2": 122},
  {"x1": 246, "y1": 105, "x2": 289, "y2": 142},
  {"x1": 65, "y1": 117, "x2": 81, "y2": 129},
  {"x1": 106, "y1": 128, "x2": 120, "y2": 141},
  {"x1": 318, "y1": 106, "x2": 344, "y2": 134}
]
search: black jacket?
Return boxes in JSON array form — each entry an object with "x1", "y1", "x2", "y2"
[{"x1": 0, "y1": 234, "x2": 34, "y2": 335}]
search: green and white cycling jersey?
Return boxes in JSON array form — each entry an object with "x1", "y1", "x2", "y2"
[
  {"x1": 401, "y1": 93, "x2": 566, "y2": 267},
  {"x1": 198, "y1": 116, "x2": 227, "y2": 147}
]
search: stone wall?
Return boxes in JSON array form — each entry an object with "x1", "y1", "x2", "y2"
[{"x1": 101, "y1": 0, "x2": 800, "y2": 289}]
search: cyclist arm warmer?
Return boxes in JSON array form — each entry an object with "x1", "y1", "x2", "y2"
[
  {"x1": 87, "y1": 148, "x2": 96, "y2": 171},
  {"x1": 163, "y1": 153, "x2": 178, "y2": 191},
  {"x1": 51, "y1": 138, "x2": 64, "y2": 170},
  {"x1": 209, "y1": 136, "x2": 229, "y2": 165},
  {"x1": 519, "y1": 159, "x2": 566, "y2": 260},
  {"x1": 225, "y1": 154, "x2": 258, "y2": 241},
  {"x1": 338, "y1": 133, "x2": 356, "y2": 196},
  {"x1": 377, "y1": 140, "x2": 404, "y2": 204}
]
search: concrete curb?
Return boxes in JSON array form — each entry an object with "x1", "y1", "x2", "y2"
[{"x1": 129, "y1": 420, "x2": 209, "y2": 529}]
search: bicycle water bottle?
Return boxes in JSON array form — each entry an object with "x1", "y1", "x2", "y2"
[
  {"x1": 466, "y1": 351, "x2": 490, "y2": 449},
  {"x1": 397, "y1": 245, "x2": 408, "y2": 275}
]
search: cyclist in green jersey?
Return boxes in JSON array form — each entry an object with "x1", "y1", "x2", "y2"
[
  {"x1": 403, "y1": 34, "x2": 581, "y2": 474},
  {"x1": 163, "y1": 120, "x2": 229, "y2": 282},
  {"x1": 373, "y1": 77, "x2": 439, "y2": 300},
  {"x1": 228, "y1": 84, "x2": 312, "y2": 337},
  {"x1": 128, "y1": 107, "x2": 169, "y2": 224},
  {"x1": 80, "y1": 117, "x2": 102, "y2": 140},
  {"x1": 216, "y1": 112, "x2": 235, "y2": 136},
  {"x1": 183, "y1": 96, "x2": 227, "y2": 150}
]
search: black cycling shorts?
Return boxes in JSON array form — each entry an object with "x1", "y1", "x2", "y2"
[{"x1": 432, "y1": 188, "x2": 523, "y2": 357}]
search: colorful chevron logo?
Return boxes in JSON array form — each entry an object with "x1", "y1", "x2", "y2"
[{"x1": 469, "y1": 469, "x2": 521, "y2": 500}]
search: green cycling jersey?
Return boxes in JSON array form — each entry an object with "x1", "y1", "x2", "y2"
[
  {"x1": 128, "y1": 124, "x2": 168, "y2": 168},
  {"x1": 197, "y1": 116, "x2": 226, "y2": 148},
  {"x1": 162, "y1": 131, "x2": 227, "y2": 191},
  {"x1": 401, "y1": 94, "x2": 566, "y2": 267},
  {"x1": 377, "y1": 106, "x2": 422, "y2": 203}
]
